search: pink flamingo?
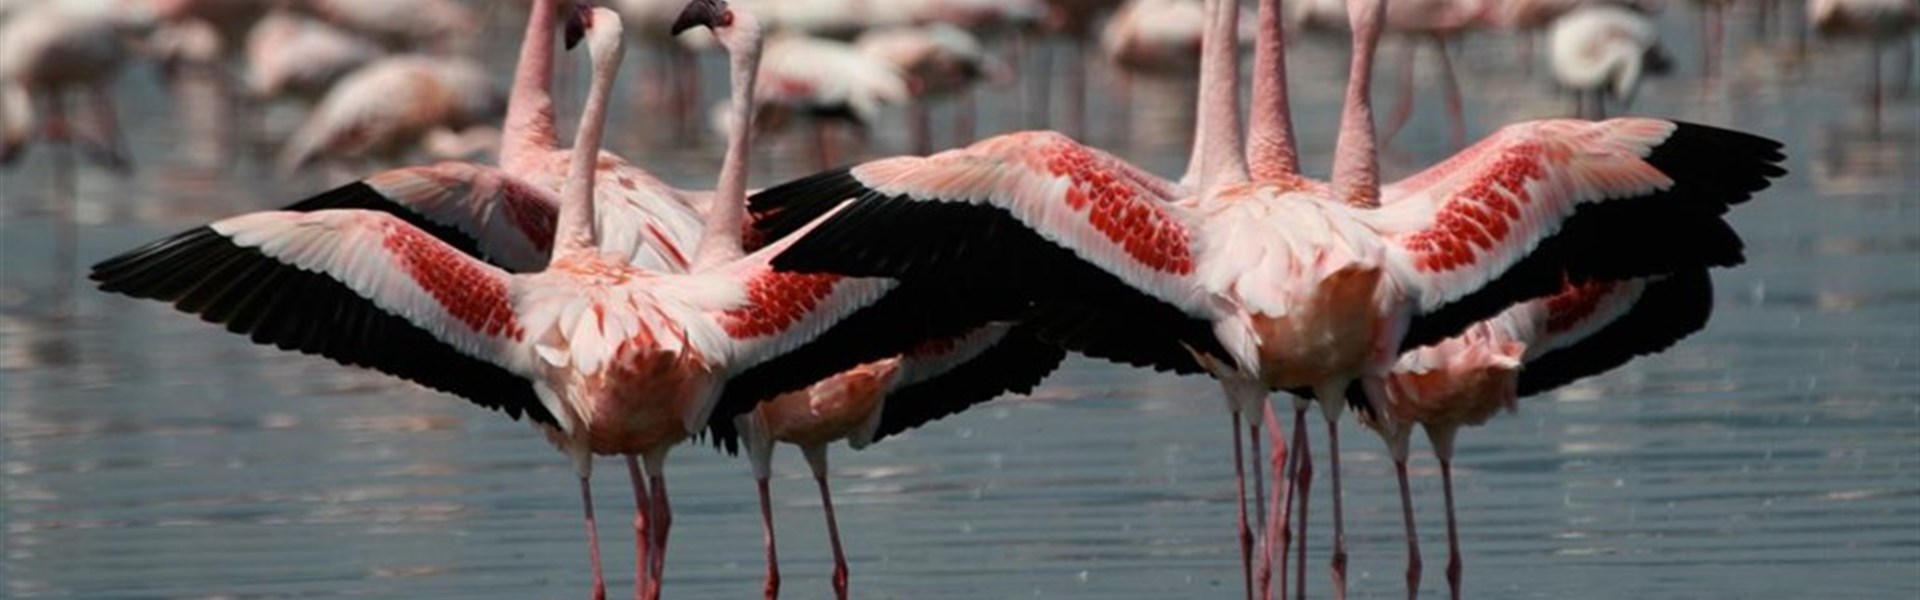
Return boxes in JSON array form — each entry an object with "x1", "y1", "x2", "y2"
[
  {"x1": 726, "y1": 323, "x2": 1065, "y2": 600},
  {"x1": 1546, "y1": 4, "x2": 1672, "y2": 119},
  {"x1": 290, "y1": 0, "x2": 479, "y2": 53},
  {"x1": 276, "y1": 54, "x2": 504, "y2": 175},
  {"x1": 858, "y1": 23, "x2": 1013, "y2": 154},
  {"x1": 731, "y1": 32, "x2": 909, "y2": 169},
  {"x1": 244, "y1": 10, "x2": 384, "y2": 106},
  {"x1": 1808, "y1": 0, "x2": 1919, "y2": 122},
  {"x1": 747, "y1": 3, "x2": 1783, "y2": 600},
  {"x1": 89, "y1": 4, "x2": 920, "y2": 599},
  {"x1": 1292, "y1": 0, "x2": 1491, "y2": 146},
  {"x1": 0, "y1": 0, "x2": 150, "y2": 171},
  {"x1": 1346, "y1": 270, "x2": 1715, "y2": 600}
]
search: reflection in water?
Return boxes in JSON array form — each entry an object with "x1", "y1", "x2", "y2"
[{"x1": 0, "y1": 11, "x2": 1917, "y2": 600}]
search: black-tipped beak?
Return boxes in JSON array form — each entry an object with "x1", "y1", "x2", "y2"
[
  {"x1": 564, "y1": 5, "x2": 591, "y2": 50},
  {"x1": 671, "y1": 0, "x2": 728, "y2": 36}
]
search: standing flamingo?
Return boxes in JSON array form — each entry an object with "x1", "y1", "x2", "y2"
[
  {"x1": 0, "y1": 0, "x2": 151, "y2": 170},
  {"x1": 244, "y1": 10, "x2": 384, "y2": 106},
  {"x1": 730, "y1": 32, "x2": 909, "y2": 169},
  {"x1": 723, "y1": 323, "x2": 1066, "y2": 600},
  {"x1": 290, "y1": 0, "x2": 479, "y2": 53},
  {"x1": 1808, "y1": 0, "x2": 1919, "y2": 123},
  {"x1": 746, "y1": 3, "x2": 1783, "y2": 600},
  {"x1": 858, "y1": 24, "x2": 1012, "y2": 154},
  {"x1": 1547, "y1": 4, "x2": 1672, "y2": 119},
  {"x1": 1337, "y1": 270, "x2": 1716, "y2": 600},
  {"x1": 276, "y1": 54, "x2": 504, "y2": 175}
]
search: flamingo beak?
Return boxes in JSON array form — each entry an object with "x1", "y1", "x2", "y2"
[
  {"x1": 564, "y1": 4, "x2": 592, "y2": 50},
  {"x1": 671, "y1": 0, "x2": 729, "y2": 36}
]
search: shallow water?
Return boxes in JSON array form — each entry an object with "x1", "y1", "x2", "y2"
[{"x1": 4, "y1": 8, "x2": 1918, "y2": 600}]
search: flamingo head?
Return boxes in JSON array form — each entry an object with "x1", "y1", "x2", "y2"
[
  {"x1": 564, "y1": 4, "x2": 625, "y2": 69},
  {"x1": 671, "y1": 0, "x2": 762, "y2": 54}
]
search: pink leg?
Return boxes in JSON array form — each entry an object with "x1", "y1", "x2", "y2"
[
  {"x1": 1233, "y1": 412, "x2": 1256, "y2": 600},
  {"x1": 85, "y1": 85, "x2": 130, "y2": 173},
  {"x1": 1258, "y1": 405, "x2": 1287, "y2": 600},
  {"x1": 1440, "y1": 459, "x2": 1463, "y2": 600},
  {"x1": 803, "y1": 445, "x2": 849, "y2": 600},
  {"x1": 1065, "y1": 38, "x2": 1088, "y2": 138},
  {"x1": 909, "y1": 103, "x2": 932, "y2": 156},
  {"x1": 1291, "y1": 407, "x2": 1314, "y2": 600},
  {"x1": 645, "y1": 473, "x2": 672, "y2": 600},
  {"x1": 813, "y1": 122, "x2": 838, "y2": 171},
  {"x1": 1432, "y1": 37, "x2": 1465, "y2": 148},
  {"x1": 580, "y1": 476, "x2": 609, "y2": 600},
  {"x1": 1384, "y1": 42, "x2": 1419, "y2": 145},
  {"x1": 1327, "y1": 417, "x2": 1348, "y2": 600},
  {"x1": 627, "y1": 458, "x2": 652, "y2": 599},
  {"x1": 1395, "y1": 458, "x2": 1423, "y2": 600},
  {"x1": 953, "y1": 91, "x2": 977, "y2": 146},
  {"x1": 756, "y1": 476, "x2": 780, "y2": 600}
]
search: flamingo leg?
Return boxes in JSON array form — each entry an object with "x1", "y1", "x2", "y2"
[
  {"x1": 1326, "y1": 414, "x2": 1348, "y2": 600},
  {"x1": 954, "y1": 90, "x2": 977, "y2": 146},
  {"x1": 637, "y1": 457, "x2": 660, "y2": 596},
  {"x1": 1441, "y1": 458, "x2": 1463, "y2": 600},
  {"x1": 45, "y1": 91, "x2": 77, "y2": 315},
  {"x1": 1431, "y1": 36, "x2": 1465, "y2": 148},
  {"x1": 756, "y1": 475, "x2": 780, "y2": 600},
  {"x1": 85, "y1": 83, "x2": 129, "y2": 173},
  {"x1": 1384, "y1": 41, "x2": 1419, "y2": 144},
  {"x1": 645, "y1": 471, "x2": 672, "y2": 600},
  {"x1": 1258, "y1": 404, "x2": 1287, "y2": 600},
  {"x1": 1395, "y1": 457, "x2": 1423, "y2": 600},
  {"x1": 1232, "y1": 411, "x2": 1256, "y2": 600},
  {"x1": 802, "y1": 445, "x2": 849, "y2": 600},
  {"x1": 1065, "y1": 37, "x2": 1088, "y2": 138},
  {"x1": 580, "y1": 476, "x2": 609, "y2": 600},
  {"x1": 909, "y1": 102, "x2": 932, "y2": 156},
  {"x1": 1291, "y1": 405, "x2": 1314, "y2": 600}
]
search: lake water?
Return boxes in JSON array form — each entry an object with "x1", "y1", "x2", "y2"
[{"x1": 3, "y1": 7, "x2": 1917, "y2": 599}]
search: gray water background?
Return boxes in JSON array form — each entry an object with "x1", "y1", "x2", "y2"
[{"x1": 3, "y1": 7, "x2": 1917, "y2": 599}]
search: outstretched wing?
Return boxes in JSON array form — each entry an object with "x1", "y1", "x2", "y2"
[
  {"x1": 287, "y1": 161, "x2": 701, "y2": 274},
  {"x1": 1371, "y1": 119, "x2": 1783, "y2": 349},
  {"x1": 1517, "y1": 270, "x2": 1715, "y2": 396},
  {"x1": 91, "y1": 210, "x2": 555, "y2": 426},
  {"x1": 750, "y1": 131, "x2": 1224, "y2": 373}
]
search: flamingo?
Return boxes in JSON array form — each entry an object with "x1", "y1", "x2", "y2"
[
  {"x1": 722, "y1": 323, "x2": 1066, "y2": 600},
  {"x1": 1292, "y1": 0, "x2": 1491, "y2": 147},
  {"x1": 94, "y1": 4, "x2": 1036, "y2": 598},
  {"x1": 1808, "y1": 0, "x2": 1919, "y2": 122},
  {"x1": 1547, "y1": 3, "x2": 1672, "y2": 119},
  {"x1": 727, "y1": 32, "x2": 909, "y2": 169},
  {"x1": 1333, "y1": 270, "x2": 1717, "y2": 600},
  {"x1": 289, "y1": 0, "x2": 479, "y2": 53},
  {"x1": 277, "y1": 54, "x2": 504, "y2": 176},
  {"x1": 746, "y1": 1, "x2": 1784, "y2": 599},
  {"x1": 1482, "y1": 0, "x2": 1665, "y2": 75},
  {"x1": 858, "y1": 23, "x2": 1012, "y2": 154},
  {"x1": 0, "y1": 0, "x2": 153, "y2": 171},
  {"x1": 244, "y1": 10, "x2": 384, "y2": 106}
]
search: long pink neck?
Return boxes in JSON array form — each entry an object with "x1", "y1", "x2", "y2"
[
  {"x1": 1193, "y1": 0, "x2": 1248, "y2": 190},
  {"x1": 691, "y1": 34, "x2": 764, "y2": 270},
  {"x1": 1248, "y1": 0, "x2": 1300, "y2": 182},
  {"x1": 1331, "y1": 0, "x2": 1383, "y2": 207},
  {"x1": 550, "y1": 34, "x2": 622, "y2": 264},
  {"x1": 501, "y1": 0, "x2": 560, "y2": 171}
]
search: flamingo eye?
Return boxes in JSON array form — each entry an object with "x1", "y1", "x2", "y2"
[{"x1": 718, "y1": 9, "x2": 734, "y2": 27}]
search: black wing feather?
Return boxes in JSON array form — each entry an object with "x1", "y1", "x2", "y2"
[
  {"x1": 90, "y1": 226, "x2": 555, "y2": 426},
  {"x1": 1518, "y1": 269, "x2": 1715, "y2": 396},
  {"x1": 868, "y1": 327, "x2": 1069, "y2": 445}
]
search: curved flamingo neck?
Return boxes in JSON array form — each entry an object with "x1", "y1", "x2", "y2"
[
  {"x1": 501, "y1": 0, "x2": 561, "y2": 171},
  {"x1": 551, "y1": 32, "x2": 624, "y2": 264},
  {"x1": 1331, "y1": 0, "x2": 1384, "y2": 208},
  {"x1": 1194, "y1": 0, "x2": 1249, "y2": 190},
  {"x1": 692, "y1": 32, "x2": 764, "y2": 270},
  {"x1": 1248, "y1": 0, "x2": 1301, "y2": 182}
]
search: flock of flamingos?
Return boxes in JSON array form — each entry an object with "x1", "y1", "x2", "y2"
[{"x1": 6, "y1": 0, "x2": 1916, "y2": 598}]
